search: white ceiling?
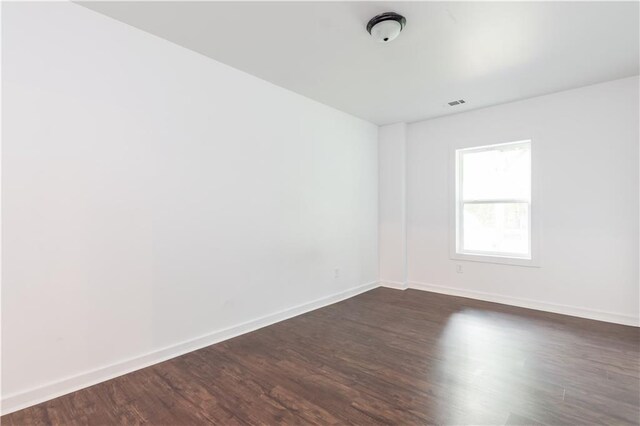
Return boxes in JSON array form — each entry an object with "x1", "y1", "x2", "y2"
[{"x1": 80, "y1": 1, "x2": 639, "y2": 125}]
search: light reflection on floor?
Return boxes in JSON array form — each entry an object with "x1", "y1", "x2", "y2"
[{"x1": 435, "y1": 309, "x2": 544, "y2": 424}]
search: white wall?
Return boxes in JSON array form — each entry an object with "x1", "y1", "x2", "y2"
[
  {"x1": 1, "y1": 2, "x2": 378, "y2": 412},
  {"x1": 404, "y1": 76, "x2": 639, "y2": 325},
  {"x1": 378, "y1": 123, "x2": 407, "y2": 287}
]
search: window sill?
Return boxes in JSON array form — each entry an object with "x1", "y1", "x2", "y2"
[{"x1": 451, "y1": 252, "x2": 540, "y2": 267}]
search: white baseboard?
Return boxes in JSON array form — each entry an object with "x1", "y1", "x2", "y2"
[
  {"x1": 1, "y1": 281, "x2": 380, "y2": 416},
  {"x1": 406, "y1": 281, "x2": 640, "y2": 327},
  {"x1": 380, "y1": 280, "x2": 408, "y2": 290}
]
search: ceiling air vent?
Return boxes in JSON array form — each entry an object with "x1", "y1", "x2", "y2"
[{"x1": 448, "y1": 99, "x2": 466, "y2": 106}]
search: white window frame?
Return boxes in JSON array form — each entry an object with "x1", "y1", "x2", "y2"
[{"x1": 449, "y1": 139, "x2": 541, "y2": 267}]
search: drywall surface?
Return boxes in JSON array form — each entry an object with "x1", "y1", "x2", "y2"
[
  {"x1": 378, "y1": 123, "x2": 407, "y2": 287},
  {"x1": 405, "y1": 76, "x2": 639, "y2": 324},
  {"x1": 2, "y1": 2, "x2": 378, "y2": 411}
]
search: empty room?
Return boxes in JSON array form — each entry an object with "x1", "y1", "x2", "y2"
[{"x1": 1, "y1": 1, "x2": 639, "y2": 425}]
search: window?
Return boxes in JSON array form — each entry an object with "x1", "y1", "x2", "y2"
[{"x1": 454, "y1": 140, "x2": 534, "y2": 263}]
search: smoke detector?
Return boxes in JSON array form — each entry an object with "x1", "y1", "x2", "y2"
[{"x1": 366, "y1": 12, "x2": 406, "y2": 43}]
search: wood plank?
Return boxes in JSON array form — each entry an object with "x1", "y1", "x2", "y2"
[{"x1": 3, "y1": 288, "x2": 639, "y2": 425}]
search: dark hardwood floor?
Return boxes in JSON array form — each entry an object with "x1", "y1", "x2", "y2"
[{"x1": 3, "y1": 287, "x2": 639, "y2": 425}]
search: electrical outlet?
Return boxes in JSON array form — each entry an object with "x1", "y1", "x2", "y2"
[
  {"x1": 334, "y1": 268, "x2": 340, "y2": 279},
  {"x1": 456, "y1": 264, "x2": 463, "y2": 274}
]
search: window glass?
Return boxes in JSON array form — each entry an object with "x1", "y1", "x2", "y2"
[{"x1": 457, "y1": 141, "x2": 531, "y2": 259}]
